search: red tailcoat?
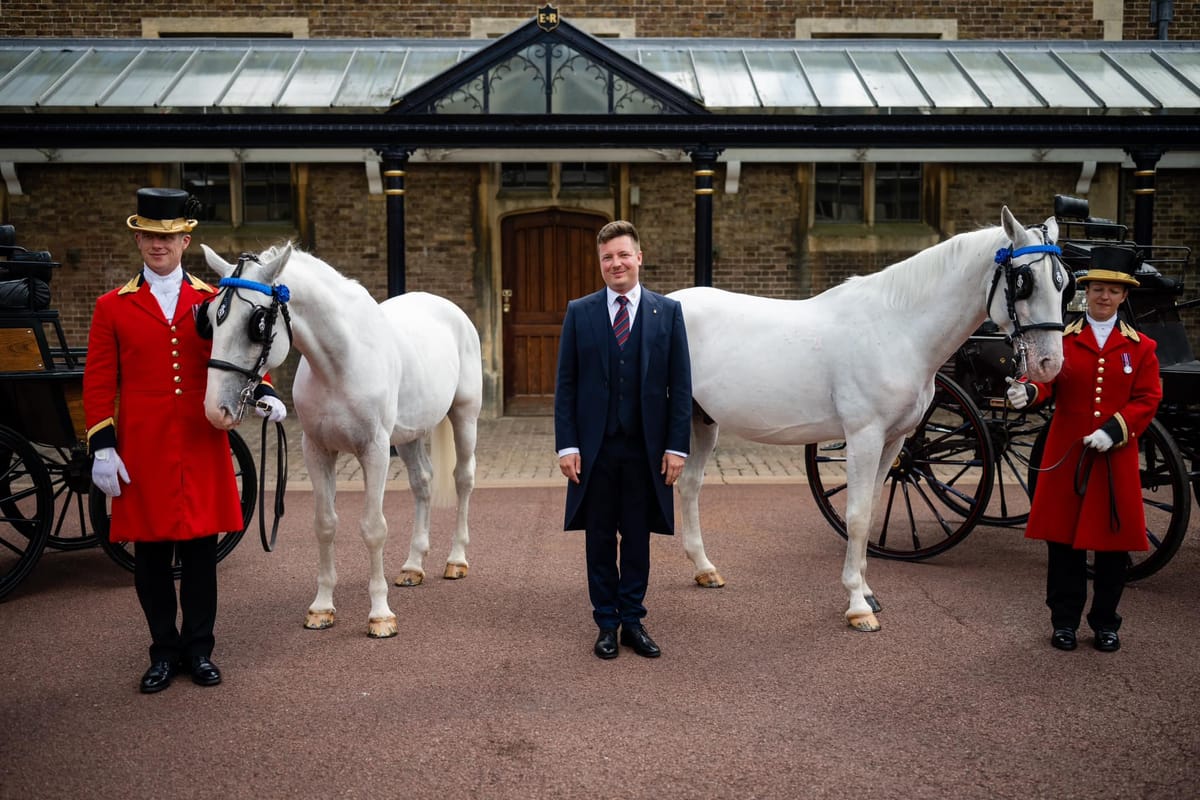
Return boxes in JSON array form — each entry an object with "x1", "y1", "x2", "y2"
[
  {"x1": 83, "y1": 273, "x2": 244, "y2": 542},
  {"x1": 1024, "y1": 319, "x2": 1161, "y2": 552}
]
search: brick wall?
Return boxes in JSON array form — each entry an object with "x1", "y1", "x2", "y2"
[{"x1": 3, "y1": 1, "x2": 1194, "y2": 40}]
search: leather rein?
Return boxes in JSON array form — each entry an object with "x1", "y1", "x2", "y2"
[{"x1": 206, "y1": 253, "x2": 291, "y2": 552}]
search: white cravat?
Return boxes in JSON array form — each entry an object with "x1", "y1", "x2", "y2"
[
  {"x1": 1086, "y1": 313, "x2": 1116, "y2": 349},
  {"x1": 143, "y1": 265, "x2": 183, "y2": 321}
]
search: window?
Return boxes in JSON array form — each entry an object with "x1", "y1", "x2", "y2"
[
  {"x1": 560, "y1": 163, "x2": 609, "y2": 190},
  {"x1": 182, "y1": 163, "x2": 293, "y2": 227},
  {"x1": 814, "y1": 164, "x2": 864, "y2": 223},
  {"x1": 814, "y1": 163, "x2": 923, "y2": 225},
  {"x1": 500, "y1": 163, "x2": 551, "y2": 189}
]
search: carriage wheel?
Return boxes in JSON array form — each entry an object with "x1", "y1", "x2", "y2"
[
  {"x1": 805, "y1": 374, "x2": 995, "y2": 560},
  {"x1": 0, "y1": 426, "x2": 53, "y2": 601},
  {"x1": 971, "y1": 405, "x2": 1051, "y2": 527},
  {"x1": 0, "y1": 442, "x2": 96, "y2": 551},
  {"x1": 1028, "y1": 418, "x2": 1190, "y2": 581},
  {"x1": 89, "y1": 431, "x2": 257, "y2": 575}
]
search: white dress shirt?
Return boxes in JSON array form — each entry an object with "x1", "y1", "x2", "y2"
[{"x1": 143, "y1": 265, "x2": 183, "y2": 321}]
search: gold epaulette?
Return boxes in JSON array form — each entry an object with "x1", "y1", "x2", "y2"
[
  {"x1": 1063, "y1": 317, "x2": 1085, "y2": 336},
  {"x1": 1118, "y1": 320, "x2": 1141, "y2": 343},
  {"x1": 116, "y1": 275, "x2": 143, "y2": 295},
  {"x1": 186, "y1": 273, "x2": 216, "y2": 293}
]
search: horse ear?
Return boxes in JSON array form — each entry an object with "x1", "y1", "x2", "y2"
[
  {"x1": 200, "y1": 243, "x2": 235, "y2": 279},
  {"x1": 1043, "y1": 215, "x2": 1060, "y2": 243},
  {"x1": 1000, "y1": 206, "x2": 1020, "y2": 241},
  {"x1": 261, "y1": 242, "x2": 293, "y2": 280}
]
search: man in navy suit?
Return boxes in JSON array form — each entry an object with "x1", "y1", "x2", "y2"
[{"x1": 554, "y1": 220, "x2": 693, "y2": 660}]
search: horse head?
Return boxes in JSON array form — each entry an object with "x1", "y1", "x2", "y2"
[
  {"x1": 989, "y1": 206, "x2": 1067, "y2": 383},
  {"x1": 199, "y1": 242, "x2": 294, "y2": 430}
]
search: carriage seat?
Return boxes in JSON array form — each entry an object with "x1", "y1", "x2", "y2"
[{"x1": 1131, "y1": 264, "x2": 1183, "y2": 294}]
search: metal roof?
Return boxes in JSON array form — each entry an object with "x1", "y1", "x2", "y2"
[{"x1": 1, "y1": 37, "x2": 1199, "y2": 115}]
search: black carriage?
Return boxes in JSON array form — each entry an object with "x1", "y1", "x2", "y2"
[
  {"x1": 807, "y1": 196, "x2": 1197, "y2": 581},
  {"x1": 0, "y1": 228, "x2": 256, "y2": 601}
]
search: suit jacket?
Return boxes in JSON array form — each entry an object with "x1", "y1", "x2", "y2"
[
  {"x1": 1024, "y1": 318, "x2": 1161, "y2": 551},
  {"x1": 83, "y1": 272, "x2": 245, "y2": 542},
  {"x1": 554, "y1": 286, "x2": 692, "y2": 533}
]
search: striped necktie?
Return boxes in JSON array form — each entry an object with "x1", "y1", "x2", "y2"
[{"x1": 613, "y1": 295, "x2": 630, "y2": 348}]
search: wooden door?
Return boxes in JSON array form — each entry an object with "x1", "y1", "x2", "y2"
[{"x1": 502, "y1": 210, "x2": 607, "y2": 415}]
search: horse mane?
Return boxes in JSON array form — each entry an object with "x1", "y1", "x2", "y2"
[
  {"x1": 261, "y1": 242, "x2": 373, "y2": 301},
  {"x1": 835, "y1": 225, "x2": 1005, "y2": 310}
]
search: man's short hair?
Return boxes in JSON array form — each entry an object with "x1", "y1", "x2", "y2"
[{"x1": 597, "y1": 220, "x2": 639, "y2": 250}]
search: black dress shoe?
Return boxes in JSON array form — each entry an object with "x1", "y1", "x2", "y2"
[
  {"x1": 189, "y1": 656, "x2": 222, "y2": 686},
  {"x1": 594, "y1": 629, "x2": 619, "y2": 660},
  {"x1": 620, "y1": 624, "x2": 661, "y2": 658},
  {"x1": 1094, "y1": 630, "x2": 1121, "y2": 652},
  {"x1": 1050, "y1": 628, "x2": 1077, "y2": 651},
  {"x1": 139, "y1": 660, "x2": 178, "y2": 694}
]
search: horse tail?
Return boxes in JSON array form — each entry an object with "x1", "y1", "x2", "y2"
[{"x1": 429, "y1": 416, "x2": 456, "y2": 509}]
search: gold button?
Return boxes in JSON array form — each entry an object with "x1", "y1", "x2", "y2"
[
  {"x1": 173, "y1": 363, "x2": 181, "y2": 371},
  {"x1": 175, "y1": 388, "x2": 183, "y2": 396},
  {"x1": 1094, "y1": 410, "x2": 1102, "y2": 417},
  {"x1": 174, "y1": 376, "x2": 182, "y2": 383},
  {"x1": 1098, "y1": 367, "x2": 1105, "y2": 374},
  {"x1": 1097, "y1": 376, "x2": 1103, "y2": 384},
  {"x1": 1095, "y1": 387, "x2": 1102, "y2": 394},
  {"x1": 172, "y1": 350, "x2": 179, "y2": 357},
  {"x1": 171, "y1": 338, "x2": 179, "y2": 345},
  {"x1": 1098, "y1": 358, "x2": 1105, "y2": 364},
  {"x1": 1094, "y1": 396, "x2": 1101, "y2": 403},
  {"x1": 170, "y1": 325, "x2": 177, "y2": 332}
]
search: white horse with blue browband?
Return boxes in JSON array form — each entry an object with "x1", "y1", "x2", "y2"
[
  {"x1": 200, "y1": 243, "x2": 482, "y2": 639},
  {"x1": 670, "y1": 206, "x2": 1069, "y2": 631}
]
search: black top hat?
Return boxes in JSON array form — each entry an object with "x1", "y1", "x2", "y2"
[
  {"x1": 127, "y1": 188, "x2": 198, "y2": 234},
  {"x1": 1079, "y1": 245, "x2": 1140, "y2": 287}
]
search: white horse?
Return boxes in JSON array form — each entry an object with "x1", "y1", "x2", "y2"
[
  {"x1": 671, "y1": 207, "x2": 1070, "y2": 631},
  {"x1": 200, "y1": 243, "x2": 482, "y2": 638}
]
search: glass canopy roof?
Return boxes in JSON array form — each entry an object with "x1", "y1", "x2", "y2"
[{"x1": 0, "y1": 37, "x2": 1197, "y2": 115}]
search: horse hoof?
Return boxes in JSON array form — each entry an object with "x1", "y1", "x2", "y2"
[
  {"x1": 694, "y1": 570, "x2": 726, "y2": 588},
  {"x1": 443, "y1": 563, "x2": 469, "y2": 580},
  {"x1": 368, "y1": 617, "x2": 398, "y2": 638},
  {"x1": 304, "y1": 610, "x2": 335, "y2": 630},
  {"x1": 847, "y1": 612, "x2": 881, "y2": 632},
  {"x1": 866, "y1": 594, "x2": 882, "y2": 613},
  {"x1": 394, "y1": 570, "x2": 425, "y2": 587}
]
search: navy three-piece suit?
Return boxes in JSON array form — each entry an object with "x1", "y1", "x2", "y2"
[{"x1": 554, "y1": 286, "x2": 692, "y2": 629}]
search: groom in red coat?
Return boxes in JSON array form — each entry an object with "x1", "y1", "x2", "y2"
[{"x1": 84, "y1": 188, "x2": 286, "y2": 693}]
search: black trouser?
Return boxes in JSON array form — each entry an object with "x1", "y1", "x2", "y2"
[
  {"x1": 134, "y1": 535, "x2": 218, "y2": 664},
  {"x1": 582, "y1": 432, "x2": 653, "y2": 631},
  {"x1": 1045, "y1": 541, "x2": 1128, "y2": 632}
]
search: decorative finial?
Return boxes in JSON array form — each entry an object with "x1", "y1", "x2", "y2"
[{"x1": 537, "y1": 4, "x2": 560, "y2": 32}]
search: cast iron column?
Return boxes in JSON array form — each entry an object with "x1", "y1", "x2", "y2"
[
  {"x1": 381, "y1": 148, "x2": 413, "y2": 297},
  {"x1": 689, "y1": 147, "x2": 721, "y2": 287},
  {"x1": 1128, "y1": 148, "x2": 1163, "y2": 248}
]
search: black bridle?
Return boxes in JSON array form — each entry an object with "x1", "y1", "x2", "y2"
[
  {"x1": 206, "y1": 253, "x2": 294, "y2": 421},
  {"x1": 988, "y1": 228, "x2": 1070, "y2": 375},
  {"x1": 204, "y1": 252, "x2": 292, "y2": 552}
]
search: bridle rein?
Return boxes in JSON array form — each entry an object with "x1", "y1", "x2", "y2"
[{"x1": 204, "y1": 252, "x2": 292, "y2": 552}]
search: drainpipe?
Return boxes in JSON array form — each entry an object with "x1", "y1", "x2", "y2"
[
  {"x1": 1150, "y1": 0, "x2": 1173, "y2": 40},
  {"x1": 688, "y1": 146, "x2": 721, "y2": 287}
]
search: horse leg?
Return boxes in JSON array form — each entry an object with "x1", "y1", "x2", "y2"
[
  {"x1": 841, "y1": 432, "x2": 889, "y2": 632},
  {"x1": 677, "y1": 415, "x2": 724, "y2": 587},
  {"x1": 303, "y1": 438, "x2": 340, "y2": 630},
  {"x1": 359, "y1": 440, "x2": 398, "y2": 638},
  {"x1": 442, "y1": 407, "x2": 477, "y2": 580},
  {"x1": 857, "y1": 438, "x2": 906, "y2": 616},
  {"x1": 394, "y1": 438, "x2": 433, "y2": 587}
]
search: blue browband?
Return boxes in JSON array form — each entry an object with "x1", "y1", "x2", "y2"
[
  {"x1": 218, "y1": 276, "x2": 290, "y2": 303},
  {"x1": 994, "y1": 243, "x2": 1062, "y2": 263}
]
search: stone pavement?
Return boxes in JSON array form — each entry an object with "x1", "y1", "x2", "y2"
[{"x1": 237, "y1": 414, "x2": 812, "y2": 489}]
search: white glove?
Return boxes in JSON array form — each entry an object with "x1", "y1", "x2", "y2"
[
  {"x1": 1005, "y1": 377, "x2": 1034, "y2": 410},
  {"x1": 1083, "y1": 429, "x2": 1114, "y2": 452},
  {"x1": 254, "y1": 395, "x2": 287, "y2": 423},
  {"x1": 91, "y1": 448, "x2": 130, "y2": 497}
]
